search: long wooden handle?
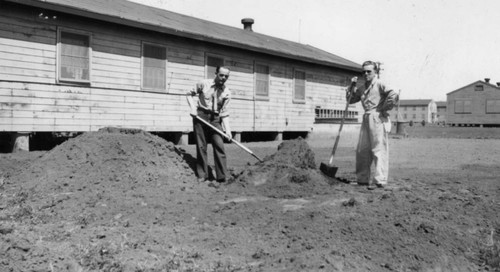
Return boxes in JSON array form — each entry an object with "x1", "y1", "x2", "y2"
[
  {"x1": 194, "y1": 115, "x2": 264, "y2": 162},
  {"x1": 329, "y1": 88, "x2": 354, "y2": 162}
]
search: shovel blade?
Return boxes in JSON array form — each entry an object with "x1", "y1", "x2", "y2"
[{"x1": 320, "y1": 162, "x2": 338, "y2": 178}]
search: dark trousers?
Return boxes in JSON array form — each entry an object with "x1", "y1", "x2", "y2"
[{"x1": 193, "y1": 110, "x2": 228, "y2": 181}]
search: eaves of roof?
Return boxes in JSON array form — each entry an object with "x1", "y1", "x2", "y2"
[
  {"x1": 447, "y1": 80, "x2": 500, "y2": 96},
  {"x1": 399, "y1": 99, "x2": 433, "y2": 106},
  {"x1": 6, "y1": 0, "x2": 362, "y2": 72}
]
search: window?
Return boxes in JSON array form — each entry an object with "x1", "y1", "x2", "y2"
[
  {"x1": 403, "y1": 114, "x2": 407, "y2": 119},
  {"x1": 413, "y1": 106, "x2": 416, "y2": 111},
  {"x1": 58, "y1": 30, "x2": 91, "y2": 83},
  {"x1": 294, "y1": 70, "x2": 306, "y2": 102},
  {"x1": 486, "y1": 100, "x2": 500, "y2": 113},
  {"x1": 206, "y1": 56, "x2": 224, "y2": 79},
  {"x1": 142, "y1": 43, "x2": 167, "y2": 90},
  {"x1": 255, "y1": 64, "x2": 269, "y2": 98},
  {"x1": 474, "y1": 85, "x2": 484, "y2": 91},
  {"x1": 464, "y1": 101, "x2": 472, "y2": 113},
  {"x1": 412, "y1": 114, "x2": 416, "y2": 119},
  {"x1": 421, "y1": 114, "x2": 425, "y2": 119},
  {"x1": 455, "y1": 100, "x2": 471, "y2": 113},
  {"x1": 422, "y1": 106, "x2": 425, "y2": 111}
]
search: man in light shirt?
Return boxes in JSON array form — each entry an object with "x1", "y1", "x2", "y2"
[
  {"x1": 187, "y1": 66, "x2": 232, "y2": 187},
  {"x1": 347, "y1": 61, "x2": 398, "y2": 190}
]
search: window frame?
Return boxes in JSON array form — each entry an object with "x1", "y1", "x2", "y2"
[
  {"x1": 486, "y1": 99, "x2": 500, "y2": 114},
  {"x1": 141, "y1": 42, "x2": 168, "y2": 92},
  {"x1": 205, "y1": 54, "x2": 225, "y2": 79},
  {"x1": 254, "y1": 62, "x2": 270, "y2": 100},
  {"x1": 454, "y1": 100, "x2": 472, "y2": 114},
  {"x1": 293, "y1": 69, "x2": 306, "y2": 104},
  {"x1": 57, "y1": 27, "x2": 92, "y2": 84}
]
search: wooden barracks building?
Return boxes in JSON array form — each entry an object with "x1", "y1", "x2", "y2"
[
  {"x1": 446, "y1": 78, "x2": 500, "y2": 127},
  {"x1": 0, "y1": 0, "x2": 363, "y2": 151}
]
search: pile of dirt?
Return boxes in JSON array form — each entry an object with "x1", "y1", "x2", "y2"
[
  {"x1": 4, "y1": 127, "x2": 195, "y2": 223},
  {"x1": 0, "y1": 128, "x2": 208, "y2": 271},
  {"x1": 2, "y1": 132, "x2": 499, "y2": 271},
  {"x1": 232, "y1": 138, "x2": 335, "y2": 198}
]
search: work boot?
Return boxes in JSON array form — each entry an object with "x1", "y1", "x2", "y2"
[
  {"x1": 207, "y1": 181, "x2": 220, "y2": 189},
  {"x1": 197, "y1": 177, "x2": 208, "y2": 183},
  {"x1": 367, "y1": 184, "x2": 377, "y2": 190},
  {"x1": 367, "y1": 183, "x2": 384, "y2": 190}
]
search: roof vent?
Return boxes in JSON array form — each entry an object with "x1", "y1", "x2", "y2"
[
  {"x1": 497, "y1": 82, "x2": 500, "y2": 87},
  {"x1": 485, "y1": 78, "x2": 490, "y2": 83},
  {"x1": 241, "y1": 18, "x2": 254, "y2": 31}
]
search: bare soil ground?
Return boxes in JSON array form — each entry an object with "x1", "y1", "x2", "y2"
[{"x1": 0, "y1": 126, "x2": 499, "y2": 272}]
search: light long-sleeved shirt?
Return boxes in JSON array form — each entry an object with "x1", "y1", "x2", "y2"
[
  {"x1": 348, "y1": 78, "x2": 398, "y2": 114},
  {"x1": 188, "y1": 79, "x2": 231, "y2": 117}
]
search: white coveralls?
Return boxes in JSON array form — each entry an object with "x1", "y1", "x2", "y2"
[{"x1": 348, "y1": 78, "x2": 398, "y2": 185}]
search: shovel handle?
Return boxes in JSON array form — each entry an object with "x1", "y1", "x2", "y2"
[
  {"x1": 193, "y1": 115, "x2": 264, "y2": 162},
  {"x1": 330, "y1": 89, "x2": 353, "y2": 158}
]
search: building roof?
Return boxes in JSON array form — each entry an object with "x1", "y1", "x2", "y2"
[
  {"x1": 435, "y1": 101, "x2": 447, "y2": 107},
  {"x1": 447, "y1": 80, "x2": 500, "y2": 96},
  {"x1": 399, "y1": 99, "x2": 433, "y2": 106},
  {"x1": 7, "y1": 0, "x2": 362, "y2": 72}
]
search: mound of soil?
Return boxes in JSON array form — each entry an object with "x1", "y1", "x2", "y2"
[
  {"x1": 1, "y1": 132, "x2": 499, "y2": 272},
  {"x1": 232, "y1": 138, "x2": 336, "y2": 198},
  {"x1": 8, "y1": 127, "x2": 195, "y2": 222},
  {"x1": 0, "y1": 128, "x2": 205, "y2": 271}
]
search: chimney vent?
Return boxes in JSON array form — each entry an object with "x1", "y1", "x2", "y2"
[
  {"x1": 241, "y1": 18, "x2": 254, "y2": 31},
  {"x1": 497, "y1": 82, "x2": 500, "y2": 87},
  {"x1": 485, "y1": 78, "x2": 490, "y2": 83}
]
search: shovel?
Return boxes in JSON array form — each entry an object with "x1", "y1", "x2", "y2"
[
  {"x1": 193, "y1": 115, "x2": 264, "y2": 163},
  {"x1": 320, "y1": 87, "x2": 354, "y2": 179}
]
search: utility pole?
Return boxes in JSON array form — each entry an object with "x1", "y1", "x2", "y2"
[
  {"x1": 376, "y1": 61, "x2": 383, "y2": 79},
  {"x1": 298, "y1": 19, "x2": 301, "y2": 43}
]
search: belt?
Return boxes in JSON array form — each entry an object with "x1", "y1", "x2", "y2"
[{"x1": 198, "y1": 107, "x2": 219, "y2": 116}]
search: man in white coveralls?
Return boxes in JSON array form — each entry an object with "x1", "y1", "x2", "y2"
[{"x1": 347, "y1": 61, "x2": 399, "y2": 190}]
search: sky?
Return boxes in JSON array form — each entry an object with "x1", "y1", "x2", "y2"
[{"x1": 129, "y1": 0, "x2": 500, "y2": 102}]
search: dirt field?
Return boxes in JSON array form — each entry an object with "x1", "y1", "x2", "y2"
[{"x1": 0, "y1": 126, "x2": 499, "y2": 271}]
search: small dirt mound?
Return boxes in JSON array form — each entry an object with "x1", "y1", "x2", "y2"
[
  {"x1": 232, "y1": 138, "x2": 334, "y2": 198},
  {"x1": 265, "y1": 138, "x2": 316, "y2": 169},
  {"x1": 8, "y1": 127, "x2": 195, "y2": 222}
]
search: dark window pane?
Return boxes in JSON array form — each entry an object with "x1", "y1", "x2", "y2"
[
  {"x1": 143, "y1": 44, "x2": 166, "y2": 89},
  {"x1": 60, "y1": 31, "x2": 90, "y2": 81},
  {"x1": 256, "y1": 64, "x2": 269, "y2": 97},
  {"x1": 207, "y1": 56, "x2": 224, "y2": 79},
  {"x1": 294, "y1": 70, "x2": 305, "y2": 100}
]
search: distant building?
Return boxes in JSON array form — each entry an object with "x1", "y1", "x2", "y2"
[
  {"x1": 435, "y1": 101, "x2": 447, "y2": 124},
  {"x1": 389, "y1": 99, "x2": 437, "y2": 123},
  {"x1": 446, "y1": 79, "x2": 500, "y2": 127}
]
